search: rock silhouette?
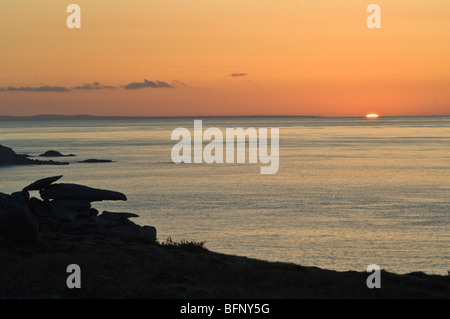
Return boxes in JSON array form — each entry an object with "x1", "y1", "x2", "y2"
[
  {"x1": 1, "y1": 145, "x2": 119, "y2": 167},
  {"x1": 0, "y1": 145, "x2": 68, "y2": 166},
  {"x1": 40, "y1": 183, "x2": 127, "y2": 202},
  {"x1": 79, "y1": 159, "x2": 114, "y2": 163},
  {"x1": 39, "y1": 150, "x2": 76, "y2": 157},
  {"x1": 0, "y1": 191, "x2": 39, "y2": 245},
  {"x1": 0, "y1": 176, "x2": 156, "y2": 245},
  {"x1": 23, "y1": 175, "x2": 64, "y2": 191}
]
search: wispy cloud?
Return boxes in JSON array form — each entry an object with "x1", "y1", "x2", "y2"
[
  {"x1": 230, "y1": 72, "x2": 248, "y2": 77},
  {"x1": 1, "y1": 79, "x2": 177, "y2": 92},
  {"x1": 123, "y1": 79, "x2": 174, "y2": 90},
  {"x1": 172, "y1": 80, "x2": 187, "y2": 87},
  {"x1": 72, "y1": 82, "x2": 115, "y2": 90},
  {"x1": 0, "y1": 85, "x2": 69, "y2": 92}
]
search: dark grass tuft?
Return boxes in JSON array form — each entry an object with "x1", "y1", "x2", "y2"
[{"x1": 158, "y1": 237, "x2": 207, "y2": 252}]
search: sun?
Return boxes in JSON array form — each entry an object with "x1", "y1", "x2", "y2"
[{"x1": 366, "y1": 113, "x2": 379, "y2": 119}]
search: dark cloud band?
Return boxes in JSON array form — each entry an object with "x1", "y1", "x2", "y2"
[
  {"x1": 0, "y1": 86, "x2": 69, "y2": 92},
  {"x1": 0, "y1": 79, "x2": 175, "y2": 92},
  {"x1": 123, "y1": 79, "x2": 174, "y2": 90},
  {"x1": 230, "y1": 72, "x2": 248, "y2": 77},
  {"x1": 72, "y1": 82, "x2": 115, "y2": 90}
]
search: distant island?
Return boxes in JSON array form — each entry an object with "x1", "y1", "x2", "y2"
[
  {"x1": 0, "y1": 144, "x2": 113, "y2": 166},
  {"x1": 0, "y1": 144, "x2": 68, "y2": 166},
  {"x1": 0, "y1": 114, "x2": 114, "y2": 121},
  {"x1": 0, "y1": 114, "x2": 323, "y2": 121},
  {"x1": 79, "y1": 159, "x2": 114, "y2": 163},
  {"x1": 39, "y1": 150, "x2": 76, "y2": 157},
  {"x1": 0, "y1": 114, "x2": 449, "y2": 122}
]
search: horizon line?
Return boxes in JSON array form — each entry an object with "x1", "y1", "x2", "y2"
[{"x1": 0, "y1": 113, "x2": 450, "y2": 120}]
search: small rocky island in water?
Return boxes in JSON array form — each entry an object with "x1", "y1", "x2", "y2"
[
  {"x1": 0, "y1": 144, "x2": 113, "y2": 166},
  {"x1": 0, "y1": 144, "x2": 69, "y2": 166},
  {"x1": 78, "y1": 159, "x2": 114, "y2": 163},
  {"x1": 39, "y1": 150, "x2": 76, "y2": 157}
]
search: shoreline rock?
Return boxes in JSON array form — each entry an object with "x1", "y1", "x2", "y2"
[
  {"x1": 0, "y1": 176, "x2": 156, "y2": 244},
  {"x1": 0, "y1": 191, "x2": 39, "y2": 244},
  {"x1": 40, "y1": 183, "x2": 128, "y2": 202},
  {"x1": 1, "y1": 145, "x2": 116, "y2": 166},
  {"x1": 0, "y1": 145, "x2": 68, "y2": 166},
  {"x1": 23, "y1": 175, "x2": 64, "y2": 191}
]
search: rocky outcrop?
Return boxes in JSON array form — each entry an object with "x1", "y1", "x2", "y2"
[
  {"x1": 0, "y1": 176, "x2": 156, "y2": 244},
  {"x1": 0, "y1": 191, "x2": 39, "y2": 244},
  {"x1": 0, "y1": 145, "x2": 68, "y2": 166},
  {"x1": 39, "y1": 150, "x2": 76, "y2": 157},
  {"x1": 1, "y1": 145, "x2": 118, "y2": 166},
  {"x1": 79, "y1": 159, "x2": 114, "y2": 163},
  {"x1": 23, "y1": 175, "x2": 64, "y2": 191},
  {"x1": 40, "y1": 183, "x2": 127, "y2": 202}
]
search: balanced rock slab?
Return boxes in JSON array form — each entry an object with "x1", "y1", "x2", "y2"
[
  {"x1": 23, "y1": 175, "x2": 64, "y2": 191},
  {"x1": 40, "y1": 183, "x2": 127, "y2": 202}
]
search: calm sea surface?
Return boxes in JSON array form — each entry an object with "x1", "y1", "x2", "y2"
[{"x1": 0, "y1": 116, "x2": 448, "y2": 274}]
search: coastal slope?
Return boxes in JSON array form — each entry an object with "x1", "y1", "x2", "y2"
[{"x1": 0, "y1": 234, "x2": 448, "y2": 299}]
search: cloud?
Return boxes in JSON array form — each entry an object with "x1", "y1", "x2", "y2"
[
  {"x1": 72, "y1": 82, "x2": 115, "y2": 90},
  {"x1": 0, "y1": 85, "x2": 70, "y2": 92},
  {"x1": 123, "y1": 79, "x2": 174, "y2": 90},
  {"x1": 172, "y1": 80, "x2": 187, "y2": 87},
  {"x1": 0, "y1": 79, "x2": 176, "y2": 92},
  {"x1": 230, "y1": 72, "x2": 248, "y2": 77}
]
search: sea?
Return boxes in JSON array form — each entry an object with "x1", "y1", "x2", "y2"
[{"x1": 0, "y1": 116, "x2": 448, "y2": 275}]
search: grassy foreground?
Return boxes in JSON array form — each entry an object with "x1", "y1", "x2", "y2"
[{"x1": 0, "y1": 234, "x2": 448, "y2": 299}]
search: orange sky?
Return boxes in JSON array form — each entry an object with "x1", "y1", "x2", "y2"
[{"x1": 0, "y1": 1, "x2": 449, "y2": 116}]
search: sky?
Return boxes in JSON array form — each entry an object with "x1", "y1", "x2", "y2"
[{"x1": 0, "y1": 0, "x2": 449, "y2": 117}]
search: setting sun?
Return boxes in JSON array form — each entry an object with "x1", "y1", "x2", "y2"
[{"x1": 366, "y1": 114, "x2": 379, "y2": 119}]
